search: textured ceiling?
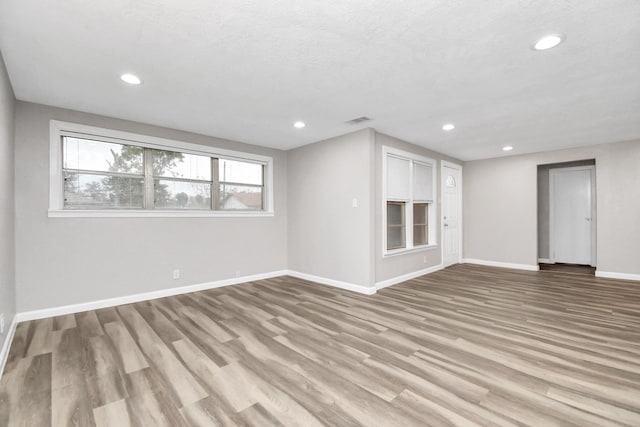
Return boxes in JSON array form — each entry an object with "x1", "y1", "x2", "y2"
[{"x1": 1, "y1": 0, "x2": 639, "y2": 160}]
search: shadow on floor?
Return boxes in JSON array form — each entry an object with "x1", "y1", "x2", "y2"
[{"x1": 539, "y1": 263, "x2": 596, "y2": 276}]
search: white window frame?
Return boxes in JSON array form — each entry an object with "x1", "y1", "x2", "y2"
[
  {"x1": 49, "y1": 120, "x2": 274, "y2": 218},
  {"x1": 382, "y1": 146, "x2": 437, "y2": 256}
]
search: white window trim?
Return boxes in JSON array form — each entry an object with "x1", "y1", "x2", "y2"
[
  {"x1": 49, "y1": 120, "x2": 274, "y2": 218},
  {"x1": 382, "y1": 146, "x2": 437, "y2": 256}
]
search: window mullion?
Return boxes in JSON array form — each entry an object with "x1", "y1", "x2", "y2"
[
  {"x1": 407, "y1": 199, "x2": 414, "y2": 250},
  {"x1": 261, "y1": 164, "x2": 265, "y2": 210},
  {"x1": 212, "y1": 158, "x2": 220, "y2": 210},
  {"x1": 143, "y1": 148, "x2": 155, "y2": 209},
  {"x1": 408, "y1": 161, "x2": 414, "y2": 249}
]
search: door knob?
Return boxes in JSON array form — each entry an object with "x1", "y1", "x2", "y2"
[{"x1": 585, "y1": 217, "x2": 591, "y2": 221}]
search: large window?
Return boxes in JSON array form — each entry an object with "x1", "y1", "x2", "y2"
[
  {"x1": 383, "y1": 147, "x2": 436, "y2": 254},
  {"x1": 50, "y1": 121, "x2": 273, "y2": 217}
]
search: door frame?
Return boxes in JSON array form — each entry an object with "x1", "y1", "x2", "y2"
[
  {"x1": 549, "y1": 165, "x2": 597, "y2": 266},
  {"x1": 441, "y1": 160, "x2": 463, "y2": 267}
]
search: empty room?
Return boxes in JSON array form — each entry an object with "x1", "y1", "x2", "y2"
[{"x1": 1, "y1": 1, "x2": 639, "y2": 426}]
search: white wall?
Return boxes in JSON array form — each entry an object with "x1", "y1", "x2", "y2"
[
  {"x1": 374, "y1": 132, "x2": 463, "y2": 283},
  {"x1": 287, "y1": 129, "x2": 375, "y2": 289},
  {"x1": 14, "y1": 102, "x2": 288, "y2": 312},
  {"x1": 465, "y1": 140, "x2": 640, "y2": 275},
  {"x1": 0, "y1": 52, "x2": 15, "y2": 350}
]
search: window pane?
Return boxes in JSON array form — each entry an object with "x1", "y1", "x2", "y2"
[
  {"x1": 219, "y1": 159, "x2": 263, "y2": 185},
  {"x1": 387, "y1": 226, "x2": 405, "y2": 250},
  {"x1": 387, "y1": 202, "x2": 405, "y2": 226},
  {"x1": 153, "y1": 150, "x2": 211, "y2": 181},
  {"x1": 154, "y1": 180, "x2": 211, "y2": 209},
  {"x1": 413, "y1": 162, "x2": 433, "y2": 201},
  {"x1": 387, "y1": 155, "x2": 410, "y2": 200},
  {"x1": 414, "y1": 225, "x2": 428, "y2": 246},
  {"x1": 413, "y1": 203, "x2": 428, "y2": 225},
  {"x1": 63, "y1": 137, "x2": 143, "y2": 175},
  {"x1": 387, "y1": 201, "x2": 406, "y2": 250},
  {"x1": 219, "y1": 184, "x2": 263, "y2": 210},
  {"x1": 64, "y1": 172, "x2": 144, "y2": 209},
  {"x1": 414, "y1": 203, "x2": 428, "y2": 245}
]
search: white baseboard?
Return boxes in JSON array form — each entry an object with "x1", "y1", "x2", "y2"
[
  {"x1": 595, "y1": 271, "x2": 640, "y2": 281},
  {"x1": 0, "y1": 315, "x2": 18, "y2": 379},
  {"x1": 285, "y1": 270, "x2": 376, "y2": 295},
  {"x1": 538, "y1": 258, "x2": 552, "y2": 264},
  {"x1": 462, "y1": 258, "x2": 540, "y2": 272},
  {"x1": 15, "y1": 270, "x2": 288, "y2": 323},
  {"x1": 376, "y1": 264, "x2": 445, "y2": 290}
]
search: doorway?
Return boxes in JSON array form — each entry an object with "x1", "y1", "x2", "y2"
[
  {"x1": 442, "y1": 161, "x2": 462, "y2": 267},
  {"x1": 537, "y1": 160, "x2": 596, "y2": 269}
]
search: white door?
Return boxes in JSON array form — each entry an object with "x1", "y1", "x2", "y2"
[
  {"x1": 550, "y1": 166, "x2": 595, "y2": 265},
  {"x1": 442, "y1": 162, "x2": 462, "y2": 266}
]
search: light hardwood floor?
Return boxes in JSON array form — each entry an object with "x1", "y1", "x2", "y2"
[{"x1": 1, "y1": 264, "x2": 640, "y2": 426}]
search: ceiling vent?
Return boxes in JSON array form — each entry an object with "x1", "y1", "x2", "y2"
[{"x1": 345, "y1": 116, "x2": 372, "y2": 125}]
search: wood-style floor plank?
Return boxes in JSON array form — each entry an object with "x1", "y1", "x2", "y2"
[
  {"x1": 25, "y1": 318, "x2": 53, "y2": 357},
  {"x1": 103, "y1": 321, "x2": 149, "y2": 374},
  {"x1": 1, "y1": 264, "x2": 640, "y2": 426},
  {"x1": 93, "y1": 399, "x2": 133, "y2": 427}
]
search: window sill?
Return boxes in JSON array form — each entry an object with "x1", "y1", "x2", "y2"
[
  {"x1": 383, "y1": 244, "x2": 438, "y2": 258},
  {"x1": 48, "y1": 209, "x2": 274, "y2": 218}
]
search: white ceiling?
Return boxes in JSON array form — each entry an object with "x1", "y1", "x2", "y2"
[{"x1": 1, "y1": 1, "x2": 639, "y2": 160}]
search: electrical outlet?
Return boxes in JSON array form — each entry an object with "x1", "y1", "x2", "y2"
[
  {"x1": 173, "y1": 269, "x2": 180, "y2": 280},
  {"x1": 423, "y1": 256, "x2": 427, "y2": 263},
  {"x1": 0, "y1": 313, "x2": 4, "y2": 335},
  {"x1": 235, "y1": 270, "x2": 241, "y2": 279}
]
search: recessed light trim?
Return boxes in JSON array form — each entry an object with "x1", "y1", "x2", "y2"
[
  {"x1": 293, "y1": 121, "x2": 306, "y2": 129},
  {"x1": 502, "y1": 145, "x2": 513, "y2": 151},
  {"x1": 532, "y1": 34, "x2": 565, "y2": 51},
  {"x1": 120, "y1": 73, "x2": 141, "y2": 85},
  {"x1": 442, "y1": 123, "x2": 455, "y2": 131}
]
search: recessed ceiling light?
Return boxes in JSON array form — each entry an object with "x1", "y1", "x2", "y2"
[
  {"x1": 532, "y1": 34, "x2": 565, "y2": 51},
  {"x1": 120, "y1": 73, "x2": 141, "y2": 85},
  {"x1": 442, "y1": 123, "x2": 455, "y2": 131},
  {"x1": 503, "y1": 145, "x2": 513, "y2": 151},
  {"x1": 293, "y1": 121, "x2": 306, "y2": 129}
]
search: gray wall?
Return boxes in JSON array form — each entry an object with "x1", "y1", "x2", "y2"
[
  {"x1": 0, "y1": 53, "x2": 15, "y2": 346},
  {"x1": 537, "y1": 159, "x2": 595, "y2": 260},
  {"x1": 287, "y1": 129, "x2": 375, "y2": 288},
  {"x1": 13, "y1": 96, "x2": 637, "y2": 315},
  {"x1": 374, "y1": 132, "x2": 462, "y2": 283},
  {"x1": 465, "y1": 140, "x2": 640, "y2": 274},
  {"x1": 465, "y1": 157, "x2": 537, "y2": 266},
  {"x1": 14, "y1": 102, "x2": 287, "y2": 312}
]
